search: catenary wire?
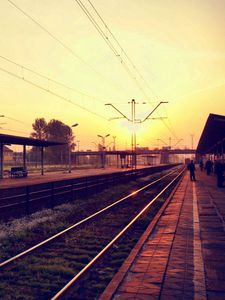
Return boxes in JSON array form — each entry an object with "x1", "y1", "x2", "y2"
[
  {"x1": 0, "y1": 66, "x2": 108, "y2": 121},
  {"x1": 0, "y1": 55, "x2": 108, "y2": 104},
  {"x1": 6, "y1": 0, "x2": 128, "y2": 98},
  {"x1": 74, "y1": 0, "x2": 150, "y2": 100},
  {"x1": 5, "y1": 0, "x2": 179, "y2": 139},
  {"x1": 74, "y1": 0, "x2": 179, "y2": 139},
  {"x1": 87, "y1": 0, "x2": 160, "y2": 101}
]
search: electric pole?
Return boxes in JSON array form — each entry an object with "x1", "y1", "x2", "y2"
[{"x1": 105, "y1": 100, "x2": 168, "y2": 169}]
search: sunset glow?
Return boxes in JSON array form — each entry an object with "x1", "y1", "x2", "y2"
[{"x1": 0, "y1": 0, "x2": 225, "y2": 150}]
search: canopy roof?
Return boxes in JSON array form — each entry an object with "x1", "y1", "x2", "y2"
[
  {"x1": 196, "y1": 114, "x2": 225, "y2": 154},
  {"x1": 0, "y1": 133, "x2": 66, "y2": 147}
]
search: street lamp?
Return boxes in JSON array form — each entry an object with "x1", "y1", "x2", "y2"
[
  {"x1": 97, "y1": 134, "x2": 110, "y2": 148},
  {"x1": 97, "y1": 134, "x2": 110, "y2": 168},
  {"x1": 69, "y1": 123, "x2": 79, "y2": 173}
]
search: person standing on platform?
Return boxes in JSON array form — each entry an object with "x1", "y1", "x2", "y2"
[
  {"x1": 215, "y1": 160, "x2": 224, "y2": 188},
  {"x1": 199, "y1": 159, "x2": 204, "y2": 171},
  {"x1": 205, "y1": 159, "x2": 213, "y2": 175},
  {"x1": 187, "y1": 160, "x2": 196, "y2": 181}
]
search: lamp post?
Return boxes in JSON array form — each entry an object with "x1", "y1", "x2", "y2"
[
  {"x1": 112, "y1": 136, "x2": 116, "y2": 151},
  {"x1": 69, "y1": 123, "x2": 79, "y2": 173},
  {"x1": 76, "y1": 140, "x2": 80, "y2": 152},
  {"x1": 97, "y1": 134, "x2": 110, "y2": 168},
  {"x1": 0, "y1": 115, "x2": 5, "y2": 129},
  {"x1": 190, "y1": 134, "x2": 194, "y2": 150}
]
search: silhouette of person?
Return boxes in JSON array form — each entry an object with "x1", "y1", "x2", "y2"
[
  {"x1": 215, "y1": 160, "x2": 224, "y2": 188},
  {"x1": 205, "y1": 160, "x2": 213, "y2": 175},
  {"x1": 199, "y1": 159, "x2": 204, "y2": 171},
  {"x1": 188, "y1": 160, "x2": 196, "y2": 181}
]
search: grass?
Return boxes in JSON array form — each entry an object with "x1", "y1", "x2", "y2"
[
  {"x1": 0, "y1": 178, "x2": 142, "y2": 262},
  {"x1": 0, "y1": 169, "x2": 176, "y2": 299}
]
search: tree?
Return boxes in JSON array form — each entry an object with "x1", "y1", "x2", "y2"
[
  {"x1": 30, "y1": 118, "x2": 74, "y2": 164},
  {"x1": 30, "y1": 118, "x2": 48, "y2": 164},
  {"x1": 30, "y1": 118, "x2": 47, "y2": 140},
  {"x1": 46, "y1": 119, "x2": 74, "y2": 164}
]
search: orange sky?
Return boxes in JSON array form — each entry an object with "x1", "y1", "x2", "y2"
[{"x1": 0, "y1": 0, "x2": 225, "y2": 150}]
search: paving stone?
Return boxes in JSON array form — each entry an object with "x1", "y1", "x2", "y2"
[
  {"x1": 114, "y1": 291, "x2": 157, "y2": 300},
  {"x1": 207, "y1": 291, "x2": 225, "y2": 300},
  {"x1": 101, "y1": 171, "x2": 225, "y2": 300}
]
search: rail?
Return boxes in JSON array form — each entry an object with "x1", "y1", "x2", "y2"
[
  {"x1": 51, "y1": 168, "x2": 185, "y2": 299},
  {"x1": 0, "y1": 167, "x2": 181, "y2": 269}
]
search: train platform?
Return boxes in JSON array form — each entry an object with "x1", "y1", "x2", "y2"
[
  {"x1": 0, "y1": 167, "x2": 126, "y2": 189},
  {"x1": 100, "y1": 169, "x2": 225, "y2": 300},
  {"x1": 0, "y1": 165, "x2": 170, "y2": 190}
]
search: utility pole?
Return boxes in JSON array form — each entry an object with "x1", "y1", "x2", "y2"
[
  {"x1": 0, "y1": 115, "x2": 5, "y2": 131},
  {"x1": 169, "y1": 137, "x2": 172, "y2": 149},
  {"x1": 69, "y1": 123, "x2": 79, "y2": 173},
  {"x1": 97, "y1": 134, "x2": 110, "y2": 168},
  {"x1": 76, "y1": 140, "x2": 80, "y2": 152},
  {"x1": 128, "y1": 99, "x2": 136, "y2": 153},
  {"x1": 190, "y1": 134, "x2": 194, "y2": 150},
  {"x1": 112, "y1": 136, "x2": 116, "y2": 151},
  {"x1": 106, "y1": 100, "x2": 168, "y2": 169}
]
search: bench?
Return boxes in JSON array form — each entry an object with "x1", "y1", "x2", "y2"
[{"x1": 10, "y1": 167, "x2": 28, "y2": 178}]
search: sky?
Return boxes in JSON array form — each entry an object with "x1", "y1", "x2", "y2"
[{"x1": 0, "y1": 0, "x2": 225, "y2": 151}]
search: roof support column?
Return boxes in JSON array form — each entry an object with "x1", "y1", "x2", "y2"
[
  {"x1": 23, "y1": 145, "x2": 27, "y2": 170},
  {"x1": 68, "y1": 145, "x2": 71, "y2": 173},
  {"x1": 221, "y1": 140, "x2": 224, "y2": 160},
  {"x1": 221, "y1": 140, "x2": 224, "y2": 159},
  {"x1": 0, "y1": 143, "x2": 3, "y2": 179},
  {"x1": 41, "y1": 146, "x2": 44, "y2": 175}
]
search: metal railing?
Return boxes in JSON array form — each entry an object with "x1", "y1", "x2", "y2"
[{"x1": 0, "y1": 164, "x2": 179, "y2": 220}]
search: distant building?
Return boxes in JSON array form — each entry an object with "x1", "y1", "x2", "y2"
[
  {"x1": 162, "y1": 146, "x2": 171, "y2": 150},
  {"x1": 13, "y1": 152, "x2": 23, "y2": 164},
  {"x1": 136, "y1": 147, "x2": 149, "y2": 152},
  {"x1": 3, "y1": 146, "x2": 13, "y2": 162}
]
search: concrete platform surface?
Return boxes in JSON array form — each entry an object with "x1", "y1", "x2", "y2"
[{"x1": 100, "y1": 169, "x2": 225, "y2": 300}]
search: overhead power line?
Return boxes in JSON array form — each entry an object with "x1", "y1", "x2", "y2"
[
  {"x1": 7, "y1": 0, "x2": 85, "y2": 63},
  {"x1": 0, "y1": 65, "x2": 108, "y2": 121},
  {"x1": 6, "y1": 0, "x2": 128, "y2": 97},
  {"x1": 74, "y1": 0, "x2": 179, "y2": 139},
  {"x1": 0, "y1": 55, "x2": 108, "y2": 104},
  {"x1": 74, "y1": 0, "x2": 151, "y2": 100},
  {"x1": 87, "y1": 0, "x2": 160, "y2": 101},
  {"x1": 0, "y1": 127, "x2": 30, "y2": 136},
  {"x1": 5, "y1": 0, "x2": 179, "y2": 140},
  {"x1": 4, "y1": 116, "x2": 30, "y2": 127}
]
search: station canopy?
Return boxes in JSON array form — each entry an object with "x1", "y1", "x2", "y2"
[
  {"x1": 0, "y1": 133, "x2": 66, "y2": 147},
  {"x1": 196, "y1": 113, "x2": 225, "y2": 154}
]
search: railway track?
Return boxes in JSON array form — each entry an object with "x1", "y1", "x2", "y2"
[
  {"x1": 0, "y1": 166, "x2": 184, "y2": 299},
  {"x1": 0, "y1": 164, "x2": 179, "y2": 221}
]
